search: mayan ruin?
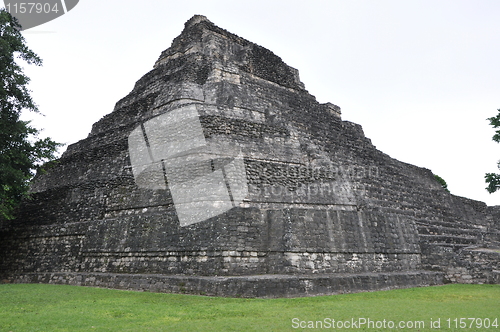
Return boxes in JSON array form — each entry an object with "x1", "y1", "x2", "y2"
[{"x1": 1, "y1": 15, "x2": 498, "y2": 297}]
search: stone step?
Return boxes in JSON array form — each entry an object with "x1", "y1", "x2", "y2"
[
  {"x1": 488, "y1": 241, "x2": 500, "y2": 248},
  {"x1": 5, "y1": 271, "x2": 444, "y2": 298},
  {"x1": 416, "y1": 219, "x2": 484, "y2": 231},
  {"x1": 425, "y1": 243, "x2": 472, "y2": 251},
  {"x1": 417, "y1": 224, "x2": 482, "y2": 237},
  {"x1": 419, "y1": 234, "x2": 478, "y2": 245}
]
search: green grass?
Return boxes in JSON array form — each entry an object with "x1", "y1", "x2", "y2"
[{"x1": 0, "y1": 284, "x2": 498, "y2": 331}]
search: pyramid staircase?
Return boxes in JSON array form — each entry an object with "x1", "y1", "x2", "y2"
[{"x1": 417, "y1": 217, "x2": 500, "y2": 284}]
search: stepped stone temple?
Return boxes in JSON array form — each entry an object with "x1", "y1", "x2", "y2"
[{"x1": 1, "y1": 15, "x2": 499, "y2": 297}]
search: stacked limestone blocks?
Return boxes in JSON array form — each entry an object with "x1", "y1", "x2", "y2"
[{"x1": 1, "y1": 15, "x2": 498, "y2": 296}]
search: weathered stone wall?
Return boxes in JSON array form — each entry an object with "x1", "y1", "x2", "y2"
[
  {"x1": 9, "y1": 271, "x2": 444, "y2": 298},
  {"x1": 0, "y1": 15, "x2": 498, "y2": 296},
  {"x1": 1, "y1": 208, "x2": 421, "y2": 277}
]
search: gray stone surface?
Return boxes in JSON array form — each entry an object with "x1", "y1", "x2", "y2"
[
  {"x1": 0, "y1": 15, "x2": 498, "y2": 297},
  {"x1": 8, "y1": 271, "x2": 444, "y2": 298}
]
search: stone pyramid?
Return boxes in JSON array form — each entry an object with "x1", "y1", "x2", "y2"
[{"x1": 1, "y1": 15, "x2": 498, "y2": 297}]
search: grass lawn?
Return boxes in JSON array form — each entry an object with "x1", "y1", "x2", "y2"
[{"x1": 0, "y1": 283, "x2": 498, "y2": 331}]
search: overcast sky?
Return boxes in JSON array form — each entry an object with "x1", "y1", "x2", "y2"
[{"x1": 11, "y1": 0, "x2": 500, "y2": 206}]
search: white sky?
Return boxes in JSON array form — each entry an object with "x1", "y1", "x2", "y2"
[{"x1": 11, "y1": 0, "x2": 500, "y2": 206}]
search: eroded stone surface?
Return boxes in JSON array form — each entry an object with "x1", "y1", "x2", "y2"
[{"x1": 0, "y1": 15, "x2": 498, "y2": 296}]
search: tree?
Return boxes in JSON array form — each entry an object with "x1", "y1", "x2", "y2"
[
  {"x1": 434, "y1": 174, "x2": 450, "y2": 192},
  {"x1": 0, "y1": 8, "x2": 61, "y2": 220},
  {"x1": 485, "y1": 109, "x2": 500, "y2": 193}
]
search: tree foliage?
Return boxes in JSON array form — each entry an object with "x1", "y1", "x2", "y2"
[
  {"x1": 434, "y1": 174, "x2": 449, "y2": 192},
  {"x1": 485, "y1": 109, "x2": 500, "y2": 194},
  {"x1": 0, "y1": 8, "x2": 61, "y2": 220}
]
